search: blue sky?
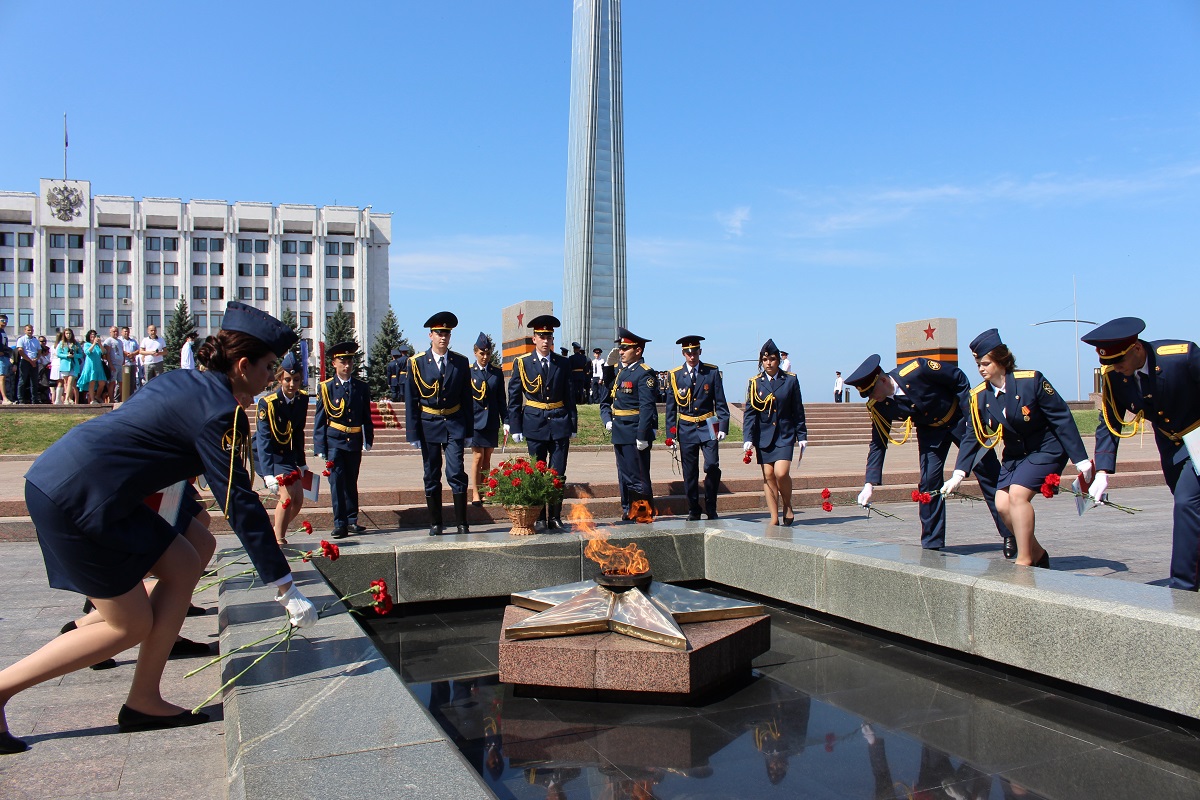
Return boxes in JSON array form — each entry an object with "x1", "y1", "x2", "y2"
[{"x1": 2, "y1": 1, "x2": 1197, "y2": 399}]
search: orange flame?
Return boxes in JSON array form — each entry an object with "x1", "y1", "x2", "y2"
[
  {"x1": 629, "y1": 499, "x2": 656, "y2": 524},
  {"x1": 568, "y1": 500, "x2": 650, "y2": 575}
]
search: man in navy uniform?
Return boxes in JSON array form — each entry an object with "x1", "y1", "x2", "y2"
[
  {"x1": 847, "y1": 353, "x2": 1014, "y2": 554},
  {"x1": 567, "y1": 342, "x2": 591, "y2": 405},
  {"x1": 406, "y1": 312, "x2": 474, "y2": 536},
  {"x1": 664, "y1": 335, "x2": 729, "y2": 520},
  {"x1": 386, "y1": 348, "x2": 405, "y2": 402},
  {"x1": 313, "y1": 342, "x2": 374, "y2": 539},
  {"x1": 1082, "y1": 317, "x2": 1200, "y2": 590},
  {"x1": 506, "y1": 315, "x2": 577, "y2": 529},
  {"x1": 600, "y1": 327, "x2": 658, "y2": 520}
]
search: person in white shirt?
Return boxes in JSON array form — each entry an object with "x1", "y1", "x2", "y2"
[
  {"x1": 180, "y1": 331, "x2": 197, "y2": 370},
  {"x1": 118, "y1": 327, "x2": 140, "y2": 392},
  {"x1": 834, "y1": 371, "x2": 844, "y2": 403},
  {"x1": 102, "y1": 326, "x2": 124, "y2": 402},
  {"x1": 138, "y1": 325, "x2": 166, "y2": 382},
  {"x1": 590, "y1": 347, "x2": 606, "y2": 403}
]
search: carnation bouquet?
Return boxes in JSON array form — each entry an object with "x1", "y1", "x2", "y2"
[{"x1": 482, "y1": 457, "x2": 565, "y2": 507}]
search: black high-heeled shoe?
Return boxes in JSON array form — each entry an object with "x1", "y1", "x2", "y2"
[
  {"x1": 59, "y1": 620, "x2": 118, "y2": 670},
  {"x1": 117, "y1": 704, "x2": 210, "y2": 733},
  {"x1": 0, "y1": 730, "x2": 28, "y2": 754},
  {"x1": 1034, "y1": 550, "x2": 1051, "y2": 569}
]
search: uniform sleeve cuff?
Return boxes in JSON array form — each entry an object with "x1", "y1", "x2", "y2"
[{"x1": 271, "y1": 574, "x2": 294, "y2": 589}]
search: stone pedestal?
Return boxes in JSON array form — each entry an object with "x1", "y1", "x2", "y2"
[{"x1": 896, "y1": 317, "x2": 957, "y2": 366}]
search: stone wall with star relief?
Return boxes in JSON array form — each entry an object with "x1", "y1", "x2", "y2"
[
  {"x1": 501, "y1": 299, "x2": 555, "y2": 377},
  {"x1": 895, "y1": 317, "x2": 958, "y2": 366}
]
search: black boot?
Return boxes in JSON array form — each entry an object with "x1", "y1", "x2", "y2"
[
  {"x1": 453, "y1": 492, "x2": 469, "y2": 534},
  {"x1": 545, "y1": 501, "x2": 563, "y2": 532},
  {"x1": 427, "y1": 488, "x2": 444, "y2": 536}
]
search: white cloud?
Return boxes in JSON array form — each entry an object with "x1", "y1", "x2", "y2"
[
  {"x1": 390, "y1": 234, "x2": 560, "y2": 290},
  {"x1": 714, "y1": 205, "x2": 751, "y2": 237}
]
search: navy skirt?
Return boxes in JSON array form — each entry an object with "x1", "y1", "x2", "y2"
[
  {"x1": 998, "y1": 453, "x2": 1068, "y2": 491},
  {"x1": 756, "y1": 442, "x2": 795, "y2": 465},
  {"x1": 28, "y1": 483, "x2": 176, "y2": 598},
  {"x1": 468, "y1": 427, "x2": 501, "y2": 449}
]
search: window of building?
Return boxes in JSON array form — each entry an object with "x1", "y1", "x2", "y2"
[
  {"x1": 99, "y1": 312, "x2": 113, "y2": 328},
  {"x1": 237, "y1": 287, "x2": 252, "y2": 300},
  {"x1": 342, "y1": 242, "x2": 354, "y2": 256},
  {"x1": 299, "y1": 241, "x2": 313, "y2": 255},
  {"x1": 0, "y1": 233, "x2": 11, "y2": 246},
  {"x1": 18, "y1": 233, "x2": 33, "y2": 248},
  {"x1": 325, "y1": 288, "x2": 339, "y2": 301},
  {"x1": 255, "y1": 287, "x2": 268, "y2": 301},
  {"x1": 49, "y1": 234, "x2": 66, "y2": 248},
  {"x1": 50, "y1": 310, "x2": 65, "y2": 328},
  {"x1": 192, "y1": 262, "x2": 206, "y2": 276},
  {"x1": 237, "y1": 263, "x2": 252, "y2": 277},
  {"x1": 237, "y1": 239, "x2": 253, "y2": 254},
  {"x1": 117, "y1": 285, "x2": 132, "y2": 299},
  {"x1": 282, "y1": 240, "x2": 297, "y2": 254},
  {"x1": 18, "y1": 284, "x2": 33, "y2": 297},
  {"x1": 68, "y1": 234, "x2": 84, "y2": 249},
  {"x1": 209, "y1": 238, "x2": 224, "y2": 252},
  {"x1": 255, "y1": 240, "x2": 268, "y2": 254},
  {"x1": 0, "y1": 258, "x2": 8, "y2": 272},
  {"x1": 300, "y1": 312, "x2": 312, "y2": 328},
  {"x1": 325, "y1": 242, "x2": 339, "y2": 256},
  {"x1": 163, "y1": 237, "x2": 179, "y2": 251},
  {"x1": 342, "y1": 266, "x2": 354, "y2": 279},
  {"x1": 299, "y1": 264, "x2": 312, "y2": 278},
  {"x1": 282, "y1": 264, "x2": 297, "y2": 278},
  {"x1": 68, "y1": 310, "x2": 83, "y2": 328},
  {"x1": 146, "y1": 262, "x2": 160, "y2": 275},
  {"x1": 299, "y1": 288, "x2": 312, "y2": 301},
  {"x1": 18, "y1": 259, "x2": 33, "y2": 273},
  {"x1": 50, "y1": 284, "x2": 66, "y2": 298},
  {"x1": 146, "y1": 285, "x2": 161, "y2": 299},
  {"x1": 164, "y1": 285, "x2": 179, "y2": 300},
  {"x1": 18, "y1": 309, "x2": 32, "y2": 326},
  {"x1": 0, "y1": 284, "x2": 12, "y2": 297},
  {"x1": 192, "y1": 286, "x2": 206, "y2": 300},
  {"x1": 146, "y1": 237, "x2": 161, "y2": 251},
  {"x1": 98, "y1": 235, "x2": 113, "y2": 250},
  {"x1": 117, "y1": 261, "x2": 132, "y2": 274},
  {"x1": 49, "y1": 259, "x2": 64, "y2": 273},
  {"x1": 210, "y1": 286, "x2": 224, "y2": 300},
  {"x1": 117, "y1": 312, "x2": 131, "y2": 327},
  {"x1": 99, "y1": 260, "x2": 113, "y2": 274},
  {"x1": 146, "y1": 313, "x2": 160, "y2": 328},
  {"x1": 325, "y1": 265, "x2": 339, "y2": 279},
  {"x1": 68, "y1": 284, "x2": 83, "y2": 298},
  {"x1": 68, "y1": 260, "x2": 83, "y2": 273},
  {"x1": 117, "y1": 236, "x2": 132, "y2": 250},
  {"x1": 211, "y1": 312, "x2": 223, "y2": 328},
  {"x1": 193, "y1": 238, "x2": 207, "y2": 252},
  {"x1": 342, "y1": 289, "x2": 355, "y2": 301},
  {"x1": 210, "y1": 263, "x2": 224, "y2": 276},
  {"x1": 255, "y1": 263, "x2": 268, "y2": 276},
  {"x1": 99, "y1": 285, "x2": 114, "y2": 299},
  {"x1": 163, "y1": 262, "x2": 178, "y2": 275},
  {"x1": 282, "y1": 288, "x2": 297, "y2": 301}
]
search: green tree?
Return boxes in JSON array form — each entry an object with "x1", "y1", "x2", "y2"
[
  {"x1": 366, "y1": 307, "x2": 413, "y2": 399},
  {"x1": 321, "y1": 303, "x2": 360, "y2": 379},
  {"x1": 279, "y1": 307, "x2": 303, "y2": 343},
  {"x1": 162, "y1": 298, "x2": 198, "y2": 372}
]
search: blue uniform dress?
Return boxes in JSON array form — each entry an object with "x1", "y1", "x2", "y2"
[
  {"x1": 468, "y1": 362, "x2": 508, "y2": 448},
  {"x1": 405, "y1": 349, "x2": 474, "y2": 494},
  {"x1": 865, "y1": 358, "x2": 1013, "y2": 550},
  {"x1": 743, "y1": 371, "x2": 806, "y2": 464},
  {"x1": 313, "y1": 376, "x2": 374, "y2": 530},
  {"x1": 600, "y1": 359, "x2": 658, "y2": 515},
  {"x1": 665, "y1": 362, "x2": 730, "y2": 517},
  {"x1": 956, "y1": 369, "x2": 1087, "y2": 491},
  {"x1": 1094, "y1": 339, "x2": 1200, "y2": 590},
  {"x1": 255, "y1": 387, "x2": 310, "y2": 478},
  {"x1": 23, "y1": 369, "x2": 291, "y2": 598},
  {"x1": 507, "y1": 351, "x2": 578, "y2": 477}
]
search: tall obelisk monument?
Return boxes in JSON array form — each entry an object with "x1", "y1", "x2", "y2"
[{"x1": 563, "y1": 0, "x2": 626, "y2": 352}]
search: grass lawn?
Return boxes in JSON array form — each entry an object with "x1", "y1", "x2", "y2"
[
  {"x1": 1072, "y1": 409, "x2": 1100, "y2": 435},
  {"x1": 574, "y1": 404, "x2": 743, "y2": 446},
  {"x1": 0, "y1": 412, "x2": 103, "y2": 454}
]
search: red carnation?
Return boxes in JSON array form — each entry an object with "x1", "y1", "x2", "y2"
[
  {"x1": 488, "y1": 478, "x2": 498, "y2": 488},
  {"x1": 1045, "y1": 473, "x2": 1061, "y2": 487},
  {"x1": 664, "y1": 438, "x2": 674, "y2": 447},
  {"x1": 503, "y1": 469, "x2": 512, "y2": 477},
  {"x1": 369, "y1": 578, "x2": 388, "y2": 597},
  {"x1": 486, "y1": 490, "x2": 495, "y2": 497},
  {"x1": 921, "y1": 492, "x2": 932, "y2": 503},
  {"x1": 549, "y1": 468, "x2": 558, "y2": 476},
  {"x1": 369, "y1": 579, "x2": 393, "y2": 615},
  {"x1": 536, "y1": 460, "x2": 547, "y2": 471},
  {"x1": 301, "y1": 520, "x2": 314, "y2": 535},
  {"x1": 912, "y1": 489, "x2": 922, "y2": 502},
  {"x1": 821, "y1": 488, "x2": 832, "y2": 500},
  {"x1": 552, "y1": 478, "x2": 562, "y2": 489},
  {"x1": 669, "y1": 426, "x2": 677, "y2": 435},
  {"x1": 1041, "y1": 483, "x2": 1055, "y2": 498},
  {"x1": 511, "y1": 478, "x2": 522, "y2": 487},
  {"x1": 822, "y1": 501, "x2": 833, "y2": 512},
  {"x1": 320, "y1": 540, "x2": 340, "y2": 561},
  {"x1": 743, "y1": 447, "x2": 753, "y2": 464},
  {"x1": 280, "y1": 497, "x2": 292, "y2": 510}
]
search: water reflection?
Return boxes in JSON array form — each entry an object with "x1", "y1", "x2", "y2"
[{"x1": 371, "y1": 600, "x2": 1200, "y2": 800}]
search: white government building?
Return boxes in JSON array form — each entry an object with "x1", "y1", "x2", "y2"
[{"x1": 0, "y1": 178, "x2": 391, "y2": 356}]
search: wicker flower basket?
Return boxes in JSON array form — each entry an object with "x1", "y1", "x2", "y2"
[{"x1": 506, "y1": 505, "x2": 544, "y2": 536}]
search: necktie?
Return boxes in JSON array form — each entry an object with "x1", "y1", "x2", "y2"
[
  {"x1": 438, "y1": 356, "x2": 445, "y2": 375},
  {"x1": 690, "y1": 368, "x2": 697, "y2": 387},
  {"x1": 542, "y1": 358, "x2": 548, "y2": 372}
]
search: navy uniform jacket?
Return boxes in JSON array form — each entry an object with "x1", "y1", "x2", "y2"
[
  {"x1": 255, "y1": 388, "x2": 310, "y2": 477},
  {"x1": 664, "y1": 363, "x2": 730, "y2": 443},
  {"x1": 567, "y1": 352, "x2": 590, "y2": 387},
  {"x1": 1094, "y1": 339, "x2": 1200, "y2": 476},
  {"x1": 600, "y1": 359, "x2": 658, "y2": 444},
  {"x1": 471, "y1": 362, "x2": 508, "y2": 436},
  {"x1": 743, "y1": 372, "x2": 807, "y2": 449},
  {"x1": 507, "y1": 351, "x2": 578, "y2": 440},
  {"x1": 313, "y1": 376, "x2": 374, "y2": 456},
  {"x1": 386, "y1": 358, "x2": 403, "y2": 390},
  {"x1": 405, "y1": 349, "x2": 474, "y2": 443},
  {"x1": 865, "y1": 358, "x2": 970, "y2": 485},
  {"x1": 24, "y1": 369, "x2": 291, "y2": 584},
  {"x1": 956, "y1": 369, "x2": 1087, "y2": 472}
]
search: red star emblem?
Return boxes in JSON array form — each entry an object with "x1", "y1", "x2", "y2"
[
  {"x1": 516, "y1": 311, "x2": 524, "y2": 327},
  {"x1": 923, "y1": 324, "x2": 936, "y2": 341}
]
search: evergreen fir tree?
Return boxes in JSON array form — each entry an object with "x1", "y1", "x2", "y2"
[
  {"x1": 366, "y1": 307, "x2": 413, "y2": 399},
  {"x1": 321, "y1": 303, "x2": 361, "y2": 379},
  {"x1": 162, "y1": 298, "x2": 198, "y2": 372},
  {"x1": 279, "y1": 307, "x2": 303, "y2": 343}
]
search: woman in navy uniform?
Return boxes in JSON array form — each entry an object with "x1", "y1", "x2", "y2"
[
  {"x1": 386, "y1": 348, "x2": 405, "y2": 402},
  {"x1": 406, "y1": 312, "x2": 474, "y2": 535},
  {"x1": 313, "y1": 342, "x2": 374, "y2": 540},
  {"x1": 664, "y1": 335, "x2": 730, "y2": 520},
  {"x1": 944, "y1": 329, "x2": 1093, "y2": 568},
  {"x1": 1081, "y1": 317, "x2": 1200, "y2": 590},
  {"x1": 600, "y1": 327, "x2": 658, "y2": 520},
  {"x1": 743, "y1": 339, "x2": 807, "y2": 526},
  {"x1": 468, "y1": 333, "x2": 507, "y2": 507},
  {"x1": 256, "y1": 351, "x2": 310, "y2": 546},
  {"x1": 0, "y1": 302, "x2": 317, "y2": 753},
  {"x1": 506, "y1": 315, "x2": 578, "y2": 529}
]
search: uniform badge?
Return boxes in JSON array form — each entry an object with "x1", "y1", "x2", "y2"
[
  {"x1": 221, "y1": 427, "x2": 245, "y2": 453},
  {"x1": 1042, "y1": 381, "x2": 1055, "y2": 395},
  {"x1": 646, "y1": 378, "x2": 654, "y2": 388},
  {"x1": 927, "y1": 360, "x2": 941, "y2": 371}
]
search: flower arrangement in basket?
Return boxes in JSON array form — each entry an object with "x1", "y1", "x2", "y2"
[{"x1": 482, "y1": 457, "x2": 565, "y2": 508}]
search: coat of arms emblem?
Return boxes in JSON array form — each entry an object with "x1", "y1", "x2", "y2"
[{"x1": 46, "y1": 183, "x2": 84, "y2": 222}]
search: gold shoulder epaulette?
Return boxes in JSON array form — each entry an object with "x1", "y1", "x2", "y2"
[
  {"x1": 412, "y1": 350, "x2": 427, "y2": 359},
  {"x1": 898, "y1": 360, "x2": 919, "y2": 377},
  {"x1": 703, "y1": 362, "x2": 718, "y2": 370},
  {"x1": 1013, "y1": 370, "x2": 1036, "y2": 379},
  {"x1": 669, "y1": 365, "x2": 683, "y2": 374},
  {"x1": 641, "y1": 363, "x2": 653, "y2": 371},
  {"x1": 261, "y1": 393, "x2": 277, "y2": 404},
  {"x1": 971, "y1": 381, "x2": 988, "y2": 396},
  {"x1": 298, "y1": 389, "x2": 309, "y2": 396},
  {"x1": 786, "y1": 371, "x2": 796, "y2": 377},
  {"x1": 1157, "y1": 343, "x2": 1190, "y2": 356}
]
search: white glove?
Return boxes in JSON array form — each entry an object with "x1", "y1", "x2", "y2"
[
  {"x1": 1075, "y1": 459, "x2": 1094, "y2": 482},
  {"x1": 409, "y1": 441, "x2": 421, "y2": 450},
  {"x1": 939, "y1": 470, "x2": 966, "y2": 495},
  {"x1": 512, "y1": 433, "x2": 525, "y2": 443},
  {"x1": 716, "y1": 431, "x2": 726, "y2": 441},
  {"x1": 264, "y1": 475, "x2": 279, "y2": 495},
  {"x1": 857, "y1": 483, "x2": 873, "y2": 507},
  {"x1": 605, "y1": 421, "x2": 613, "y2": 432},
  {"x1": 363, "y1": 443, "x2": 371, "y2": 452},
  {"x1": 1089, "y1": 471, "x2": 1109, "y2": 503},
  {"x1": 503, "y1": 423, "x2": 511, "y2": 435},
  {"x1": 796, "y1": 440, "x2": 808, "y2": 462},
  {"x1": 276, "y1": 582, "x2": 318, "y2": 629},
  {"x1": 636, "y1": 439, "x2": 649, "y2": 451},
  {"x1": 315, "y1": 453, "x2": 325, "y2": 461},
  {"x1": 743, "y1": 441, "x2": 754, "y2": 453}
]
